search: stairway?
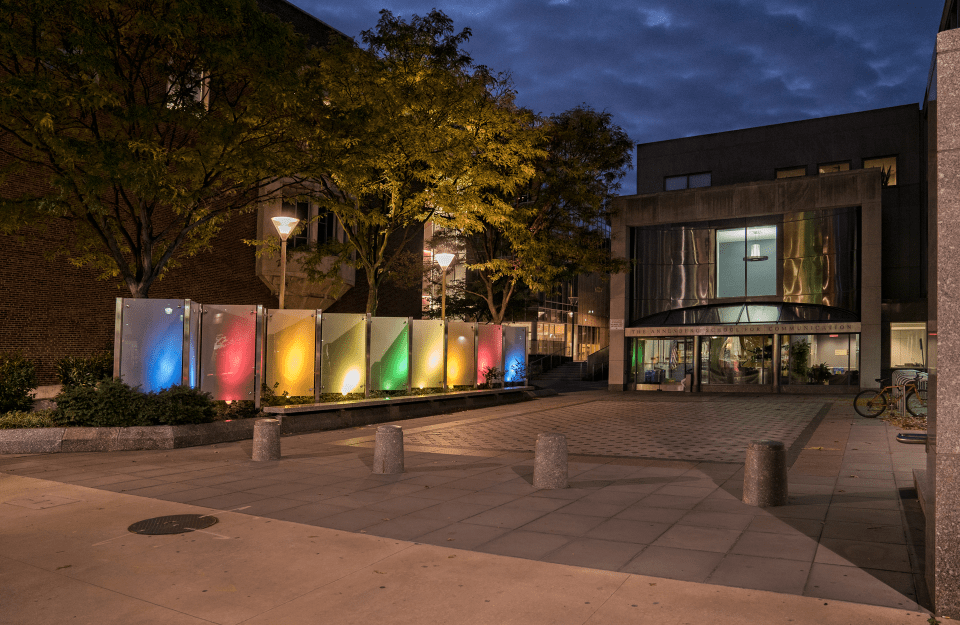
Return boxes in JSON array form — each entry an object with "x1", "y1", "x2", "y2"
[{"x1": 535, "y1": 361, "x2": 584, "y2": 383}]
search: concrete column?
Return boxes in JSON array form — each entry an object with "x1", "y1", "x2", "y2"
[
  {"x1": 743, "y1": 440, "x2": 787, "y2": 507},
  {"x1": 533, "y1": 432, "x2": 568, "y2": 489},
  {"x1": 373, "y1": 425, "x2": 404, "y2": 474},
  {"x1": 252, "y1": 418, "x2": 281, "y2": 461},
  {"x1": 928, "y1": 27, "x2": 960, "y2": 618}
]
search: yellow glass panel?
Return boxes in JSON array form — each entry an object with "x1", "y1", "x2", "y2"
[
  {"x1": 320, "y1": 313, "x2": 367, "y2": 396},
  {"x1": 411, "y1": 319, "x2": 444, "y2": 389},
  {"x1": 447, "y1": 321, "x2": 476, "y2": 387},
  {"x1": 266, "y1": 309, "x2": 316, "y2": 397}
]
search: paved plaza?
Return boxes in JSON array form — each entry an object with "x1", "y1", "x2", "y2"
[{"x1": 0, "y1": 391, "x2": 930, "y2": 622}]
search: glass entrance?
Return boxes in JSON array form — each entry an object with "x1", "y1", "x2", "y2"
[
  {"x1": 700, "y1": 335, "x2": 773, "y2": 386},
  {"x1": 630, "y1": 337, "x2": 695, "y2": 387}
]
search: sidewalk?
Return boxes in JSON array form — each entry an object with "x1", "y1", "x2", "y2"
[{"x1": 0, "y1": 392, "x2": 931, "y2": 623}]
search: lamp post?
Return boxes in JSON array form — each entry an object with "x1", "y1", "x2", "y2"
[
  {"x1": 435, "y1": 252, "x2": 455, "y2": 320},
  {"x1": 568, "y1": 296, "x2": 579, "y2": 360},
  {"x1": 271, "y1": 216, "x2": 299, "y2": 309}
]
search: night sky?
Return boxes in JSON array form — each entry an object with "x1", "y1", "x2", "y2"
[{"x1": 290, "y1": 0, "x2": 944, "y2": 195}]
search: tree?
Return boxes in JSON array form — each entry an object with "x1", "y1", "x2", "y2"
[
  {"x1": 292, "y1": 9, "x2": 541, "y2": 315},
  {"x1": 439, "y1": 105, "x2": 634, "y2": 324},
  {"x1": 0, "y1": 0, "x2": 309, "y2": 297}
]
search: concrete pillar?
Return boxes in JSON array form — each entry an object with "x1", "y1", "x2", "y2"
[
  {"x1": 373, "y1": 425, "x2": 404, "y2": 474},
  {"x1": 252, "y1": 418, "x2": 281, "y2": 461},
  {"x1": 533, "y1": 432, "x2": 568, "y2": 489},
  {"x1": 743, "y1": 440, "x2": 787, "y2": 507}
]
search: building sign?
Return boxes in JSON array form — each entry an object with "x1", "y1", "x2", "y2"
[
  {"x1": 610, "y1": 318, "x2": 624, "y2": 331},
  {"x1": 625, "y1": 323, "x2": 861, "y2": 337}
]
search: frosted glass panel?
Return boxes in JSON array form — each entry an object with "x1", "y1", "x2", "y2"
[
  {"x1": 503, "y1": 326, "x2": 527, "y2": 383},
  {"x1": 200, "y1": 305, "x2": 258, "y2": 401},
  {"x1": 321, "y1": 313, "x2": 366, "y2": 395},
  {"x1": 447, "y1": 321, "x2": 476, "y2": 387},
  {"x1": 266, "y1": 309, "x2": 316, "y2": 397},
  {"x1": 118, "y1": 298, "x2": 189, "y2": 393},
  {"x1": 370, "y1": 317, "x2": 409, "y2": 392},
  {"x1": 477, "y1": 324, "x2": 503, "y2": 385},
  {"x1": 411, "y1": 319, "x2": 444, "y2": 389}
]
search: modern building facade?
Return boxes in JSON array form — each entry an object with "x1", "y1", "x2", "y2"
[{"x1": 608, "y1": 104, "x2": 923, "y2": 393}]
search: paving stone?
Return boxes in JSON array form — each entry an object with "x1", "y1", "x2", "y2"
[{"x1": 621, "y1": 545, "x2": 725, "y2": 582}]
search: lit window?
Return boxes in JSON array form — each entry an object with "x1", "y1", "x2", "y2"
[
  {"x1": 863, "y1": 156, "x2": 897, "y2": 187},
  {"x1": 890, "y1": 322, "x2": 926, "y2": 368},
  {"x1": 716, "y1": 226, "x2": 777, "y2": 298},
  {"x1": 817, "y1": 162, "x2": 850, "y2": 174},
  {"x1": 664, "y1": 172, "x2": 711, "y2": 191},
  {"x1": 281, "y1": 199, "x2": 310, "y2": 250},
  {"x1": 776, "y1": 167, "x2": 805, "y2": 179}
]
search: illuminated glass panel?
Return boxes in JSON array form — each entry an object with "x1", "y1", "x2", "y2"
[
  {"x1": 321, "y1": 313, "x2": 367, "y2": 396},
  {"x1": 266, "y1": 309, "x2": 316, "y2": 398},
  {"x1": 446, "y1": 322, "x2": 476, "y2": 387},
  {"x1": 119, "y1": 298, "x2": 189, "y2": 393},
  {"x1": 477, "y1": 324, "x2": 503, "y2": 385},
  {"x1": 411, "y1": 319, "x2": 444, "y2": 389},
  {"x1": 370, "y1": 317, "x2": 409, "y2": 392},
  {"x1": 503, "y1": 326, "x2": 527, "y2": 383},
  {"x1": 199, "y1": 305, "x2": 258, "y2": 401}
]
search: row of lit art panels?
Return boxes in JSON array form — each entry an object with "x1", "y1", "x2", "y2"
[{"x1": 114, "y1": 299, "x2": 529, "y2": 404}]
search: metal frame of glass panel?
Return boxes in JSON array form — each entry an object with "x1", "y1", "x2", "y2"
[
  {"x1": 411, "y1": 319, "x2": 445, "y2": 390},
  {"x1": 265, "y1": 309, "x2": 317, "y2": 398},
  {"x1": 197, "y1": 304, "x2": 263, "y2": 401},
  {"x1": 114, "y1": 297, "x2": 199, "y2": 393},
  {"x1": 369, "y1": 316, "x2": 411, "y2": 393},
  {"x1": 320, "y1": 313, "x2": 367, "y2": 396}
]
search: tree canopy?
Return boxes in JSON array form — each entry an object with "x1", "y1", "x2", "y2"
[
  {"x1": 432, "y1": 105, "x2": 633, "y2": 323},
  {"x1": 292, "y1": 9, "x2": 543, "y2": 314},
  {"x1": 0, "y1": 0, "x2": 308, "y2": 297}
]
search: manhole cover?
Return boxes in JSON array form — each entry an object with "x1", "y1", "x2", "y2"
[{"x1": 128, "y1": 514, "x2": 218, "y2": 535}]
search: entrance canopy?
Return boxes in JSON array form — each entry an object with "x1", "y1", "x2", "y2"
[{"x1": 632, "y1": 303, "x2": 860, "y2": 327}]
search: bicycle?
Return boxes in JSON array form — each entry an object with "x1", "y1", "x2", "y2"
[{"x1": 853, "y1": 375, "x2": 928, "y2": 418}]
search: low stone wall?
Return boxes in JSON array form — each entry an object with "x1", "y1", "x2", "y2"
[{"x1": 0, "y1": 387, "x2": 545, "y2": 455}]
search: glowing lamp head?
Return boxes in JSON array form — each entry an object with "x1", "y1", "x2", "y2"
[
  {"x1": 271, "y1": 216, "x2": 300, "y2": 241},
  {"x1": 435, "y1": 252, "x2": 454, "y2": 269}
]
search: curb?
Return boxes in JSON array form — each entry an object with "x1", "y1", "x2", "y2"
[{"x1": 0, "y1": 387, "x2": 535, "y2": 455}]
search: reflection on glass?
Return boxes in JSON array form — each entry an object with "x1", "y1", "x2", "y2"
[
  {"x1": 266, "y1": 310, "x2": 315, "y2": 398},
  {"x1": 447, "y1": 321, "x2": 477, "y2": 387},
  {"x1": 200, "y1": 305, "x2": 257, "y2": 401},
  {"x1": 632, "y1": 338, "x2": 695, "y2": 386},
  {"x1": 320, "y1": 313, "x2": 366, "y2": 395},
  {"x1": 411, "y1": 320, "x2": 444, "y2": 389},
  {"x1": 477, "y1": 324, "x2": 503, "y2": 385},
  {"x1": 503, "y1": 326, "x2": 527, "y2": 383},
  {"x1": 370, "y1": 317, "x2": 409, "y2": 392},
  {"x1": 779, "y1": 334, "x2": 859, "y2": 386},
  {"x1": 119, "y1": 298, "x2": 188, "y2": 393},
  {"x1": 701, "y1": 335, "x2": 773, "y2": 385}
]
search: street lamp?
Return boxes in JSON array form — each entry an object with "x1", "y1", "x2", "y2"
[
  {"x1": 435, "y1": 252, "x2": 455, "y2": 320},
  {"x1": 271, "y1": 216, "x2": 299, "y2": 309},
  {"x1": 568, "y1": 296, "x2": 579, "y2": 360}
]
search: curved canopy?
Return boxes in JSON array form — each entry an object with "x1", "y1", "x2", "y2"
[{"x1": 632, "y1": 303, "x2": 859, "y2": 327}]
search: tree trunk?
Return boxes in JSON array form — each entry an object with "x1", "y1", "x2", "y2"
[{"x1": 365, "y1": 274, "x2": 379, "y2": 315}]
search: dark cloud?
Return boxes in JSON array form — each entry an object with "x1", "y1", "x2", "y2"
[{"x1": 290, "y1": 0, "x2": 943, "y2": 194}]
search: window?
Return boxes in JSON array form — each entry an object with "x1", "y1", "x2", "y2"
[
  {"x1": 281, "y1": 199, "x2": 310, "y2": 250},
  {"x1": 776, "y1": 166, "x2": 806, "y2": 179},
  {"x1": 716, "y1": 226, "x2": 777, "y2": 298},
  {"x1": 316, "y1": 209, "x2": 337, "y2": 245},
  {"x1": 817, "y1": 161, "x2": 850, "y2": 174},
  {"x1": 664, "y1": 172, "x2": 711, "y2": 191},
  {"x1": 890, "y1": 322, "x2": 926, "y2": 368},
  {"x1": 863, "y1": 156, "x2": 897, "y2": 187},
  {"x1": 167, "y1": 68, "x2": 209, "y2": 110}
]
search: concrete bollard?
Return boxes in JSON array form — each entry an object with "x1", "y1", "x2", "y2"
[
  {"x1": 533, "y1": 432, "x2": 568, "y2": 489},
  {"x1": 373, "y1": 425, "x2": 404, "y2": 474},
  {"x1": 743, "y1": 439, "x2": 787, "y2": 506},
  {"x1": 252, "y1": 418, "x2": 281, "y2": 461}
]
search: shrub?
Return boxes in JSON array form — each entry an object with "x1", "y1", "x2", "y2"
[
  {"x1": 213, "y1": 400, "x2": 263, "y2": 421},
  {"x1": 0, "y1": 352, "x2": 37, "y2": 413},
  {"x1": 55, "y1": 352, "x2": 113, "y2": 387},
  {"x1": 144, "y1": 385, "x2": 215, "y2": 426},
  {"x1": 55, "y1": 377, "x2": 150, "y2": 427},
  {"x1": 0, "y1": 409, "x2": 58, "y2": 429}
]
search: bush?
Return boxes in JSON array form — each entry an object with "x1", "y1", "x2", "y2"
[
  {"x1": 55, "y1": 352, "x2": 113, "y2": 387},
  {"x1": 0, "y1": 409, "x2": 58, "y2": 429},
  {"x1": 213, "y1": 400, "x2": 263, "y2": 421},
  {"x1": 144, "y1": 385, "x2": 215, "y2": 426},
  {"x1": 55, "y1": 377, "x2": 149, "y2": 427},
  {"x1": 54, "y1": 379, "x2": 217, "y2": 427},
  {"x1": 0, "y1": 352, "x2": 37, "y2": 413}
]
